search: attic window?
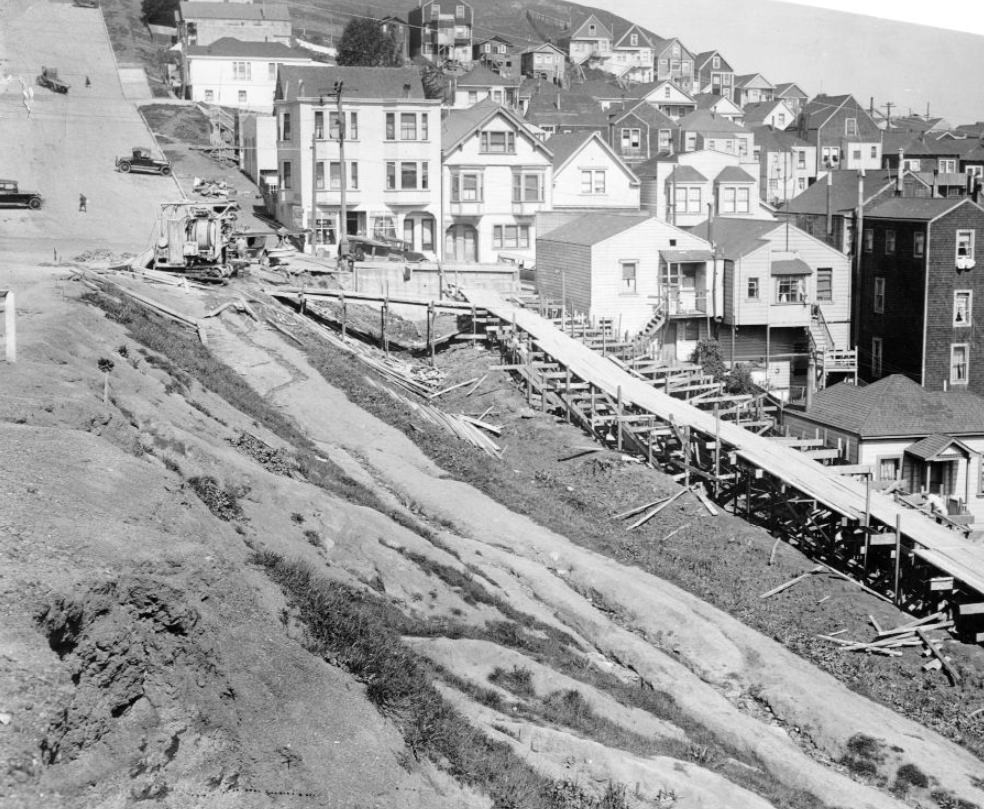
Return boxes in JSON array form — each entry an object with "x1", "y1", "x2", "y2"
[
  {"x1": 630, "y1": 33, "x2": 638, "y2": 46},
  {"x1": 712, "y1": 55, "x2": 720, "y2": 69},
  {"x1": 588, "y1": 24, "x2": 596, "y2": 34}
]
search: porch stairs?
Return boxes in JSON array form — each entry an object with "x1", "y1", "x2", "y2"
[
  {"x1": 807, "y1": 305, "x2": 858, "y2": 390},
  {"x1": 627, "y1": 301, "x2": 667, "y2": 358}
]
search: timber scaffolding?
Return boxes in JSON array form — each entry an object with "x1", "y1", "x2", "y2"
[{"x1": 461, "y1": 288, "x2": 984, "y2": 643}]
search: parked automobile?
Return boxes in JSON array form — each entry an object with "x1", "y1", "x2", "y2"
[
  {"x1": 344, "y1": 235, "x2": 426, "y2": 263},
  {"x1": 0, "y1": 179, "x2": 43, "y2": 209},
  {"x1": 116, "y1": 147, "x2": 172, "y2": 176}
]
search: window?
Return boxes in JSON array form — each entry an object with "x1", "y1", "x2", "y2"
[
  {"x1": 712, "y1": 55, "x2": 720, "y2": 69},
  {"x1": 385, "y1": 112, "x2": 395, "y2": 140},
  {"x1": 873, "y1": 277, "x2": 885, "y2": 313},
  {"x1": 349, "y1": 112, "x2": 358, "y2": 140},
  {"x1": 492, "y1": 225, "x2": 530, "y2": 249},
  {"x1": 621, "y1": 261, "x2": 638, "y2": 293},
  {"x1": 588, "y1": 23, "x2": 596, "y2": 34},
  {"x1": 480, "y1": 131, "x2": 515, "y2": 153},
  {"x1": 620, "y1": 128, "x2": 641, "y2": 150},
  {"x1": 870, "y1": 145, "x2": 878, "y2": 159},
  {"x1": 630, "y1": 33, "x2": 638, "y2": 46},
  {"x1": 281, "y1": 112, "x2": 291, "y2": 140},
  {"x1": 885, "y1": 230, "x2": 896, "y2": 254},
  {"x1": 775, "y1": 275, "x2": 806, "y2": 303},
  {"x1": 315, "y1": 161, "x2": 325, "y2": 190},
  {"x1": 313, "y1": 111, "x2": 323, "y2": 139},
  {"x1": 871, "y1": 337, "x2": 883, "y2": 377},
  {"x1": 879, "y1": 457, "x2": 901, "y2": 481},
  {"x1": 451, "y1": 172, "x2": 482, "y2": 201},
  {"x1": 658, "y1": 129, "x2": 672, "y2": 151},
  {"x1": 512, "y1": 173, "x2": 543, "y2": 202},
  {"x1": 456, "y1": 4, "x2": 465, "y2": 16},
  {"x1": 400, "y1": 113, "x2": 417, "y2": 140},
  {"x1": 421, "y1": 218, "x2": 434, "y2": 250},
  {"x1": 670, "y1": 60, "x2": 680, "y2": 73},
  {"x1": 721, "y1": 186, "x2": 736, "y2": 213},
  {"x1": 329, "y1": 111, "x2": 342, "y2": 139},
  {"x1": 674, "y1": 185, "x2": 701, "y2": 214},
  {"x1": 580, "y1": 169, "x2": 606, "y2": 194},
  {"x1": 431, "y1": 5, "x2": 439, "y2": 18},
  {"x1": 204, "y1": 89, "x2": 214, "y2": 102},
  {"x1": 955, "y1": 291, "x2": 972, "y2": 326},
  {"x1": 797, "y1": 150, "x2": 806, "y2": 169},
  {"x1": 852, "y1": 149, "x2": 861, "y2": 161},
  {"x1": 939, "y1": 158, "x2": 957, "y2": 173},
  {"x1": 957, "y1": 230, "x2": 975, "y2": 262},
  {"x1": 914, "y1": 231, "x2": 925, "y2": 256},
  {"x1": 328, "y1": 161, "x2": 341, "y2": 190},
  {"x1": 268, "y1": 62, "x2": 276, "y2": 80},
  {"x1": 747, "y1": 277, "x2": 759, "y2": 299},
  {"x1": 233, "y1": 61, "x2": 251, "y2": 81},
  {"x1": 798, "y1": 178, "x2": 806, "y2": 191},
  {"x1": 420, "y1": 113, "x2": 428, "y2": 140},
  {"x1": 281, "y1": 161, "x2": 292, "y2": 189},
  {"x1": 737, "y1": 187, "x2": 749, "y2": 212},
  {"x1": 816, "y1": 268, "x2": 833, "y2": 301},
  {"x1": 845, "y1": 117, "x2": 857, "y2": 136},
  {"x1": 951, "y1": 344, "x2": 969, "y2": 385},
  {"x1": 468, "y1": 89, "x2": 477, "y2": 104},
  {"x1": 863, "y1": 228, "x2": 873, "y2": 253},
  {"x1": 401, "y1": 162, "x2": 418, "y2": 189}
]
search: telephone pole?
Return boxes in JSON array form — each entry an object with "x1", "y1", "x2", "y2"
[{"x1": 310, "y1": 80, "x2": 346, "y2": 254}]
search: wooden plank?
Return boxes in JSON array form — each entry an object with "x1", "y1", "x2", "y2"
[
  {"x1": 802, "y1": 448, "x2": 841, "y2": 460},
  {"x1": 956, "y1": 602, "x2": 984, "y2": 617},
  {"x1": 917, "y1": 628, "x2": 960, "y2": 685}
]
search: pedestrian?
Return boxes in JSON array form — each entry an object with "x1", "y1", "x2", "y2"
[
  {"x1": 78, "y1": 193, "x2": 87, "y2": 213},
  {"x1": 85, "y1": 75, "x2": 91, "y2": 88},
  {"x1": 53, "y1": 247, "x2": 58, "y2": 263}
]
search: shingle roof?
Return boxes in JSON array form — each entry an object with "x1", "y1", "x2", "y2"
[
  {"x1": 735, "y1": 73, "x2": 773, "y2": 89},
  {"x1": 613, "y1": 101, "x2": 678, "y2": 130},
  {"x1": 690, "y1": 217, "x2": 778, "y2": 257},
  {"x1": 799, "y1": 94, "x2": 854, "y2": 129},
  {"x1": 666, "y1": 165, "x2": 707, "y2": 183},
  {"x1": 774, "y1": 82, "x2": 807, "y2": 99},
  {"x1": 538, "y1": 213, "x2": 650, "y2": 246},
  {"x1": 187, "y1": 37, "x2": 306, "y2": 59},
  {"x1": 865, "y1": 197, "x2": 975, "y2": 221},
  {"x1": 278, "y1": 66, "x2": 426, "y2": 102},
  {"x1": 677, "y1": 109, "x2": 748, "y2": 134},
  {"x1": 570, "y1": 14, "x2": 612, "y2": 41},
  {"x1": 741, "y1": 101, "x2": 786, "y2": 127},
  {"x1": 799, "y1": 375, "x2": 984, "y2": 438},
  {"x1": 545, "y1": 131, "x2": 594, "y2": 169},
  {"x1": 905, "y1": 434, "x2": 972, "y2": 461},
  {"x1": 751, "y1": 125, "x2": 810, "y2": 152},
  {"x1": 715, "y1": 165, "x2": 756, "y2": 183},
  {"x1": 180, "y1": 1, "x2": 289, "y2": 21},
  {"x1": 782, "y1": 170, "x2": 896, "y2": 215},
  {"x1": 456, "y1": 64, "x2": 517, "y2": 88}
]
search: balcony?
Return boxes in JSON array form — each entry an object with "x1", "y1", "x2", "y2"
[{"x1": 661, "y1": 285, "x2": 707, "y2": 315}]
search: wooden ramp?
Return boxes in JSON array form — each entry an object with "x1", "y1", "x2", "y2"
[{"x1": 464, "y1": 288, "x2": 984, "y2": 610}]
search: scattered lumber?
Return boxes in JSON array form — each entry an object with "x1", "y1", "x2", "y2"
[
  {"x1": 460, "y1": 415, "x2": 502, "y2": 435},
  {"x1": 876, "y1": 612, "x2": 947, "y2": 638},
  {"x1": 768, "y1": 538, "x2": 781, "y2": 566},
  {"x1": 614, "y1": 497, "x2": 669, "y2": 520},
  {"x1": 627, "y1": 488, "x2": 689, "y2": 530},
  {"x1": 759, "y1": 566, "x2": 824, "y2": 599},
  {"x1": 917, "y1": 628, "x2": 960, "y2": 685},
  {"x1": 429, "y1": 377, "x2": 480, "y2": 400},
  {"x1": 464, "y1": 373, "x2": 488, "y2": 396},
  {"x1": 692, "y1": 485, "x2": 719, "y2": 516}
]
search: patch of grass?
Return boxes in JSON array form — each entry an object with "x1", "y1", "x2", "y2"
[
  {"x1": 253, "y1": 553, "x2": 633, "y2": 809},
  {"x1": 489, "y1": 665, "x2": 535, "y2": 697},
  {"x1": 840, "y1": 733, "x2": 886, "y2": 781},
  {"x1": 187, "y1": 475, "x2": 244, "y2": 521},
  {"x1": 291, "y1": 512, "x2": 305, "y2": 524},
  {"x1": 931, "y1": 790, "x2": 982, "y2": 809},
  {"x1": 303, "y1": 529, "x2": 322, "y2": 548},
  {"x1": 892, "y1": 762, "x2": 929, "y2": 795}
]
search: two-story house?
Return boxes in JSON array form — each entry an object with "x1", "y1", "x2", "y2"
[
  {"x1": 733, "y1": 74, "x2": 774, "y2": 107},
  {"x1": 691, "y1": 217, "x2": 852, "y2": 397},
  {"x1": 452, "y1": 64, "x2": 520, "y2": 109},
  {"x1": 442, "y1": 98, "x2": 553, "y2": 264},
  {"x1": 610, "y1": 24, "x2": 654, "y2": 84},
  {"x1": 856, "y1": 196, "x2": 984, "y2": 395},
  {"x1": 566, "y1": 14, "x2": 612, "y2": 68},
  {"x1": 176, "y1": 1, "x2": 291, "y2": 48},
  {"x1": 272, "y1": 66, "x2": 442, "y2": 256},
  {"x1": 796, "y1": 94, "x2": 883, "y2": 174},
  {"x1": 547, "y1": 130, "x2": 640, "y2": 210},
  {"x1": 535, "y1": 213, "x2": 715, "y2": 360},
  {"x1": 636, "y1": 149, "x2": 771, "y2": 226},
  {"x1": 408, "y1": 0, "x2": 473, "y2": 65},
  {"x1": 675, "y1": 109, "x2": 755, "y2": 160},
  {"x1": 472, "y1": 35, "x2": 512, "y2": 70},
  {"x1": 742, "y1": 100, "x2": 796, "y2": 131},
  {"x1": 773, "y1": 82, "x2": 808, "y2": 115},
  {"x1": 520, "y1": 43, "x2": 566, "y2": 83},
  {"x1": 633, "y1": 80, "x2": 696, "y2": 120},
  {"x1": 751, "y1": 125, "x2": 817, "y2": 205},
  {"x1": 650, "y1": 37, "x2": 695, "y2": 94},
  {"x1": 183, "y1": 38, "x2": 314, "y2": 110},
  {"x1": 694, "y1": 50, "x2": 735, "y2": 100},
  {"x1": 380, "y1": 16, "x2": 410, "y2": 64},
  {"x1": 694, "y1": 93, "x2": 744, "y2": 124},
  {"x1": 607, "y1": 101, "x2": 677, "y2": 165}
]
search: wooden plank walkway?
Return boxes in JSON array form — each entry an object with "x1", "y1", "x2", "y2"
[{"x1": 464, "y1": 288, "x2": 984, "y2": 597}]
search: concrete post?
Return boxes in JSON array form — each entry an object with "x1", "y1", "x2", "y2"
[{"x1": 3, "y1": 292, "x2": 15, "y2": 363}]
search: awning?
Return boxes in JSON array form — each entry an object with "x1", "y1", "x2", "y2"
[
  {"x1": 905, "y1": 434, "x2": 973, "y2": 461},
  {"x1": 770, "y1": 258, "x2": 812, "y2": 276},
  {"x1": 660, "y1": 249, "x2": 713, "y2": 263}
]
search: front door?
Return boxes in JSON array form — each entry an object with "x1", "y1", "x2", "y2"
[
  {"x1": 675, "y1": 319, "x2": 700, "y2": 363},
  {"x1": 346, "y1": 211, "x2": 365, "y2": 236},
  {"x1": 445, "y1": 225, "x2": 477, "y2": 262}
]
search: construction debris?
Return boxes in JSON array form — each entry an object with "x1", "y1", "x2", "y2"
[
  {"x1": 193, "y1": 176, "x2": 236, "y2": 197},
  {"x1": 759, "y1": 566, "x2": 825, "y2": 599}
]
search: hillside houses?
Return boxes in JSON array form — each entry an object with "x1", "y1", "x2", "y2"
[{"x1": 795, "y1": 94, "x2": 882, "y2": 174}]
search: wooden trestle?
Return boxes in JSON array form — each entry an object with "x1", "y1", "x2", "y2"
[{"x1": 464, "y1": 289, "x2": 984, "y2": 641}]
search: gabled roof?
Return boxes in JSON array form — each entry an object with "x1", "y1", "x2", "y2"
[
  {"x1": 751, "y1": 125, "x2": 811, "y2": 153},
  {"x1": 612, "y1": 100, "x2": 678, "y2": 131},
  {"x1": 522, "y1": 42, "x2": 565, "y2": 56},
  {"x1": 456, "y1": 63, "x2": 518, "y2": 88},
  {"x1": 799, "y1": 93, "x2": 873, "y2": 131},
  {"x1": 677, "y1": 109, "x2": 748, "y2": 135},
  {"x1": 741, "y1": 100, "x2": 792, "y2": 127},
  {"x1": 865, "y1": 197, "x2": 981, "y2": 222},
  {"x1": 277, "y1": 66, "x2": 427, "y2": 102},
  {"x1": 538, "y1": 212, "x2": 650, "y2": 245},
  {"x1": 638, "y1": 80, "x2": 696, "y2": 105},
  {"x1": 570, "y1": 14, "x2": 612, "y2": 41},
  {"x1": 695, "y1": 50, "x2": 732, "y2": 72},
  {"x1": 797, "y1": 375, "x2": 984, "y2": 438},
  {"x1": 782, "y1": 169, "x2": 899, "y2": 215},
  {"x1": 665, "y1": 165, "x2": 707, "y2": 183},
  {"x1": 475, "y1": 34, "x2": 512, "y2": 46},
  {"x1": 650, "y1": 36, "x2": 693, "y2": 59},
  {"x1": 906, "y1": 434, "x2": 973, "y2": 461},
  {"x1": 186, "y1": 37, "x2": 307, "y2": 59},
  {"x1": 443, "y1": 98, "x2": 550, "y2": 157},
  {"x1": 694, "y1": 93, "x2": 743, "y2": 115},
  {"x1": 774, "y1": 82, "x2": 808, "y2": 99},
  {"x1": 715, "y1": 165, "x2": 756, "y2": 183},
  {"x1": 735, "y1": 73, "x2": 773, "y2": 89},
  {"x1": 690, "y1": 217, "x2": 778, "y2": 257},
  {"x1": 179, "y1": 1, "x2": 289, "y2": 21},
  {"x1": 547, "y1": 131, "x2": 638, "y2": 182},
  {"x1": 613, "y1": 24, "x2": 653, "y2": 50}
]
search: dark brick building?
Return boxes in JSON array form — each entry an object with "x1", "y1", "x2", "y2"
[{"x1": 856, "y1": 197, "x2": 984, "y2": 394}]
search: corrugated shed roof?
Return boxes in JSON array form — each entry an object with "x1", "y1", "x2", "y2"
[
  {"x1": 180, "y1": 1, "x2": 289, "y2": 21},
  {"x1": 666, "y1": 165, "x2": 707, "y2": 183},
  {"x1": 187, "y1": 37, "x2": 306, "y2": 59},
  {"x1": 865, "y1": 197, "x2": 972, "y2": 221},
  {"x1": 715, "y1": 165, "x2": 756, "y2": 183},
  {"x1": 538, "y1": 213, "x2": 650, "y2": 246},
  {"x1": 278, "y1": 65, "x2": 426, "y2": 102},
  {"x1": 690, "y1": 217, "x2": 778, "y2": 257},
  {"x1": 801, "y1": 375, "x2": 984, "y2": 437}
]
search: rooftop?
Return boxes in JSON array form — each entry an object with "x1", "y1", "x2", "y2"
[
  {"x1": 677, "y1": 109, "x2": 748, "y2": 134},
  {"x1": 538, "y1": 212, "x2": 650, "y2": 246},
  {"x1": 187, "y1": 37, "x2": 307, "y2": 59},
  {"x1": 715, "y1": 165, "x2": 757, "y2": 183},
  {"x1": 865, "y1": 197, "x2": 976, "y2": 221},
  {"x1": 690, "y1": 217, "x2": 779, "y2": 257},
  {"x1": 179, "y1": 1, "x2": 289, "y2": 21},
  {"x1": 782, "y1": 169, "x2": 898, "y2": 215},
  {"x1": 277, "y1": 66, "x2": 427, "y2": 102},
  {"x1": 456, "y1": 63, "x2": 518, "y2": 88}
]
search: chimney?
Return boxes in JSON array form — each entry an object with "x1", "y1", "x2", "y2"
[
  {"x1": 932, "y1": 169, "x2": 939, "y2": 198},
  {"x1": 404, "y1": 82, "x2": 412, "y2": 98},
  {"x1": 607, "y1": 112, "x2": 616, "y2": 147},
  {"x1": 896, "y1": 148, "x2": 904, "y2": 195},
  {"x1": 975, "y1": 178, "x2": 983, "y2": 205}
]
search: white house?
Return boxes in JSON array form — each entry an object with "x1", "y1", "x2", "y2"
[
  {"x1": 184, "y1": 38, "x2": 315, "y2": 111},
  {"x1": 566, "y1": 14, "x2": 612, "y2": 68},
  {"x1": 451, "y1": 64, "x2": 520, "y2": 110},
  {"x1": 547, "y1": 131, "x2": 640, "y2": 210},
  {"x1": 240, "y1": 111, "x2": 278, "y2": 187},
  {"x1": 536, "y1": 213, "x2": 715, "y2": 361},
  {"x1": 441, "y1": 99, "x2": 553, "y2": 265},
  {"x1": 751, "y1": 125, "x2": 817, "y2": 205},
  {"x1": 273, "y1": 65, "x2": 442, "y2": 256},
  {"x1": 177, "y1": 1, "x2": 292, "y2": 47},
  {"x1": 610, "y1": 24, "x2": 654, "y2": 83},
  {"x1": 635, "y1": 80, "x2": 697, "y2": 120},
  {"x1": 741, "y1": 100, "x2": 796, "y2": 131},
  {"x1": 734, "y1": 73, "x2": 775, "y2": 107}
]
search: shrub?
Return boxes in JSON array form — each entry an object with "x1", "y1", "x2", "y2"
[
  {"x1": 893, "y1": 763, "x2": 929, "y2": 791},
  {"x1": 488, "y1": 666, "x2": 535, "y2": 697},
  {"x1": 187, "y1": 475, "x2": 243, "y2": 521}
]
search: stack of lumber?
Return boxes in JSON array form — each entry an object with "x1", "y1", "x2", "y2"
[{"x1": 364, "y1": 377, "x2": 502, "y2": 458}]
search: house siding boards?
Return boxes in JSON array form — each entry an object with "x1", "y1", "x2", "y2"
[
  {"x1": 408, "y1": 0, "x2": 474, "y2": 64},
  {"x1": 652, "y1": 38, "x2": 695, "y2": 94},
  {"x1": 798, "y1": 94, "x2": 882, "y2": 174},
  {"x1": 695, "y1": 51, "x2": 735, "y2": 100},
  {"x1": 550, "y1": 134, "x2": 640, "y2": 209},
  {"x1": 178, "y1": 2, "x2": 292, "y2": 46}
]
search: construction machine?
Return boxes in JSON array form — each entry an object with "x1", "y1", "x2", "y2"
[{"x1": 145, "y1": 200, "x2": 241, "y2": 281}]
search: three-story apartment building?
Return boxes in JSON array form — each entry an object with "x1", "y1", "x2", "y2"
[
  {"x1": 796, "y1": 94, "x2": 882, "y2": 174},
  {"x1": 442, "y1": 99, "x2": 553, "y2": 264},
  {"x1": 273, "y1": 66, "x2": 442, "y2": 257},
  {"x1": 408, "y1": 0, "x2": 473, "y2": 65}
]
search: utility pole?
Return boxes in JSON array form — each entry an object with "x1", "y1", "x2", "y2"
[{"x1": 311, "y1": 80, "x2": 347, "y2": 256}]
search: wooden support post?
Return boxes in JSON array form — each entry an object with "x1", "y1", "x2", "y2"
[
  {"x1": 713, "y1": 403, "x2": 721, "y2": 497},
  {"x1": 565, "y1": 369, "x2": 571, "y2": 423},
  {"x1": 3, "y1": 291, "x2": 15, "y2": 363},
  {"x1": 381, "y1": 299, "x2": 389, "y2": 355},
  {"x1": 684, "y1": 425, "x2": 691, "y2": 488},
  {"x1": 616, "y1": 385, "x2": 623, "y2": 451},
  {"x1": 427, "y1": 301, "x2": 435, "y2": 365},
  {"x1": 893, "y1": 512, "x2": 902, "y2": 606},
  {"x1": 863, "y1": 476, "x2": 872, "y2": 574},
  {"x1": 340, "y1": 292, "x2": 347, "y2": 339},
  {"x1": 471, "y1": 304, "x2": 477, "y2": 342}
]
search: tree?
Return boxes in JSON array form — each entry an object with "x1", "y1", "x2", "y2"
[
  {"x1": 336, "y1": 18, "x2": 401, "y2": 67},
  {"x1": 141, "y1": 0, "x2": 178, "y2": 26}
]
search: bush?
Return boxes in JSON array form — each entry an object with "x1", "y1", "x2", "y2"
[
  {"x1": 488, "y1": 665, "x2": 535, "y2": 697},
  {"x1": 691, "y1": 339, "x2": 726, "y2": 380},
  {"x1": 187, "y1": 475, "x2": 243, "y2": 521},
  {"x1": 893, "y1": 762, "x2": 929, "y2": 791}
]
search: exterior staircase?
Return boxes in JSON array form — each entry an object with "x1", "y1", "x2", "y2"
[
  {"x1": 807, "y1": 305, "x2": 858, "y2": 390},
  {"x1": 628, "y1": 301, "x2": 667, "y2": 358}
]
